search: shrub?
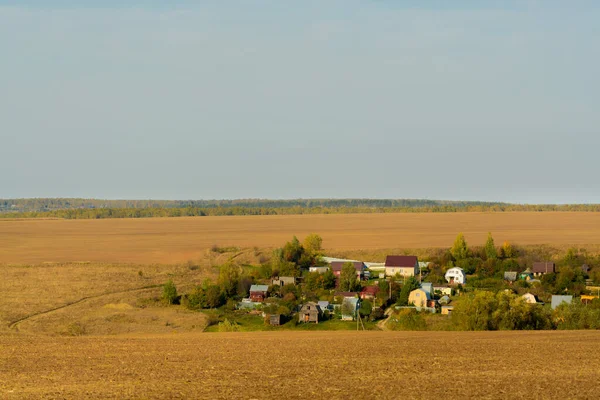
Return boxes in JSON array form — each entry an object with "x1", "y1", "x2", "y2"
[
  {"x1": 217, "y1": 318, "x2": 240, "y2": 332},
  {"x1": 162, "y1": 280, "x2": 179, "y2": 305},
  {"x1": 389, "y1": 309, "x2": 427, "y2": 331}
]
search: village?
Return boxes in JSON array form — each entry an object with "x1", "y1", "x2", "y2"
[
  {"x1": 238, "y1": 257, "x2": 590, "y2": 328},
  {"x1": 173, "y1": 234, "x2": 600, "y2": 331}
]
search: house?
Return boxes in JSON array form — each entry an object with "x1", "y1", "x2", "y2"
[
  {"x1": 298, "y1": 302, "x2": 321, "y2": 323},
  {"x1": 317, "y1": 300, "x2": 331, "y2": 312},
  {"x1": 385, "y1": 255, "x2": 418, "y2": 277},
  {"x1": 445, "y1": 267, "x2": 466, "y2": 285},
  {"x1": 272, "y1": 276, "x2": 296, "y2": 287},
  {"x1": 330, "y1": 261, "x2": 365, "y2": 279},
  {"x1": 341, "y1": 297, "x2": 360, "y2": 321},
  {"x1": 532, "y1": 262, "x2": 555, "y2": 276},
  {"x1": 408, "y1": 288, "x2": 431, "y2": 308},
  {"x1": 421, "y1": 282, "x2": 433, "y2": 297},
  {"x1": 309, "y1": 266, "x2": 330, "y2": 274},
  {"x1": 504, "y1": 271, "x2": 518, "y2": 282},
  {"x1": 269, "y1": 314, "x2": 282, "y2": 326},
  {"x1": 433, "y1": 285, "x2": 453, "y2": 296},
  {"x1": 441, "y1": 305, "x2": 454, "y2": 315},
  {"x1": 519, "y1": 268, "x2": 534, "y2": 281},
  {"x1": 359, "y1": 286, "x2": 380, "y2": 300},
  {"x1": 521, "y1": 293, "x2": 542, "y2": 304},
  {"x1": 249, "y1": 285, "x2": 269, "y2": 302},
  {"x1": 551, "y1": 295, "x2": 573, "y2": 309}
]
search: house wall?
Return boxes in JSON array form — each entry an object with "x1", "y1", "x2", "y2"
[{"x1": 385, "y1": 266, "x2": 417, "y2": 277}]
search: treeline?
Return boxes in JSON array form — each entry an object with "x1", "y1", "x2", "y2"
[{"x1": 2, "y1": 198, "x2": 600, "y2": 219}]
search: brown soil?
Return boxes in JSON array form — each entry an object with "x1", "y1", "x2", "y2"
[
  {"x1": 2, "y1": 212, "x2": 600, "y2": 264},
  {"x1": 1, "y1": 331, "x2": 599, "y2": 399}
]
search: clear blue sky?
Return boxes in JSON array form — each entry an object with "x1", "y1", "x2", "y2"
[{"x1": 1, "y1": 1, "x2": 599, "y2": 203}]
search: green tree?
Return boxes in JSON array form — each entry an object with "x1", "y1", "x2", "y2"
[
  {"x1": 219, "y1": 263, "x2": 240, "y2": 298},
  {"x1": 282, "y1": 236, "x2": 304, "y2": 264},
  {"x1": 162, "y1": 280, "x2": 178, "y2": 305},
  {"x1": 484, "y1": 232, "x2": 497, "y2": 260},
  {"x1": 339, "y1": 262, "x2": 360, "y2": 292},
  {"x1": 359, "y1": 299, "x2": 373, "y2": 318},
  {"x1": 397, "y1": 276, "x2": 421, "y2": 306},
  {"x1": 322, "y1": 269, "x2": 337, "y2": 290},
  {"x1": 499, "y1": 241, "x2": 515, "y2": 259},
  {"x1": 451, "y1": 233, "x2": 469, "y2": 261},
  {"x1": 303, "y1": 233, "x2": 323, "y2": 255}
]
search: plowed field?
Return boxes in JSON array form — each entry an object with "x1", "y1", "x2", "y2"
[
  {"x1": 1, "y1": 331, "x2": 599, "y2": 399},
  {"x1": 2, "y1": 212, "x2": 600, "y2": 264}
]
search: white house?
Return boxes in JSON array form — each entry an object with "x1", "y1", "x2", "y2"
[{"x1": 445, "y1": 267, "x2": 466, "y2": 285}]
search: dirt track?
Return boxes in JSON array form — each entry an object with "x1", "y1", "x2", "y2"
[
  {"x1": 3, "y1": 212, "x2": 600, "y2": 264},
  {"x1": 1, "y1": 331, "x2": 599, "y2": 399}
]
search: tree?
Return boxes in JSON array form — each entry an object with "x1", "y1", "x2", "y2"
[
  {"x1": 359, "y1": 299, "x2": 373, "y2": 318},
  {"x1": 484, "y1": 232, "x2": 497, "y2": 260},
  {"x1": 500, "y1": 241, "x2": 515, "y2": 259},
  {"x1": 282, "y1": 236, "x2": 304, "y2": 264},
  {"x1": 219, "y1": 263, "x2": 240, "y2": 298},
  {"x1": 397, "y1": 276, "x2": 421, "y2": 306},
  {"x1": 322, "y1": 269, "x2": 337, "y2": 290},
  {"x1": 451, "y1": 233, "x2": 469, "y2": 261},
  {"x1": 339, "y1": 262, "x2": 360, "y2": 292},
  {"x1": 162, "y1": 280, "x2": 178, "y2": 305},
  {"x1": 303, "y1": 233, "x2": 323, "y2": 255}
]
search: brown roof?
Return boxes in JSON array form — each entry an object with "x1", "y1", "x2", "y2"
[
  {"x1": 334, "y1": 292, "x2": 358, "y2": 298},
  {"x1": 385, "y1": 255, "x2": 418, "y2": 268},
  {"x1": 532, "y1": 262, "x2": 555, "y2": 274},
  {"x1": 360, "y1": 286, "x2": 380, "y2": 296},
  {"x1": 330, "y1": 261, "x2": 364, "y2": 272}
]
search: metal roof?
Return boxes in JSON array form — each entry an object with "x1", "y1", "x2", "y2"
[{"x1": 249, "y1": 285, "x2": 269, "y2": 292}]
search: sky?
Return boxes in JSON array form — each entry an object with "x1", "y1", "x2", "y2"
[{"x1": 1, "y1": 1, "x2": 599, "y2": 203}]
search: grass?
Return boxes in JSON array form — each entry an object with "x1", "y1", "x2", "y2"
[{"x1": 3, "y1": 212, "x2": 600, "y2": 264}]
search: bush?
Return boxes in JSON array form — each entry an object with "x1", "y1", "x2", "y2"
[
  {"x1": 217, "y1": 318, "x2": 240, "y2": 332},
  {"x1": 162, "y1": 280, "x2": 179, "y2": 305},
  {"x1": 388, "y1": 309, "x2": 427, "y2": 331}
]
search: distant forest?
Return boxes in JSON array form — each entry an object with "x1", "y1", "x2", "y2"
[{"x1": 1, "y1": 198, "x2": 599, "y2": 219}]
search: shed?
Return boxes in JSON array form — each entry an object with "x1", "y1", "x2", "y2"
[
  {"x1": 420, "y1": 282, "x2": 434, "y2": 297},
  {"x1": 504, "y1": 271, "x2": 518, "y2": 282},
  {"x1": 309, "y1": 266, "x2": 330, "y2": 274},
  {"x1": 433, "y1": 285, "x2": 453, "y2": 296},
  {"x1": 408, "y1": 288, "x2": 431, "y2": 308},
  {"x1": 317, "y1": 301, "x2": 330, "y2": 312},
  {"x1": 272, "y1": 276, "x2": 296, "y2": 286},
  {"x1": 441, "y1": 305, "x2": 454, "y2": 315},
  {"x1": 298, "y1": 302, "x2": 321, "y2": 323},
  {"x1": 269, "y1": 314, "x2": 282, "y2": 326},
  {"x1": 521, "y1": 293, "x2": 542, "y2": 304},
  {"x1": 519, "y1": 268, "x2": 534, "y2": 281},
  {"x1": 551, "y1": 295, "x2": 573, "y2": 309}
]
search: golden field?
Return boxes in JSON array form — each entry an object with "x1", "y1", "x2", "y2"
[
  {"x1": 1, "y1": 330, "x2": 599, "y2": 399},
  {"x1": 2, "y1": 212, "x2": 600, "y2": 264}
]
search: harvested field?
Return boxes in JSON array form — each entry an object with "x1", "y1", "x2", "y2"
[
  {"x1": 2, "y1": 212, "x2": 600, "y2": 264},
  {"x1": 1, "y1": 330, "x2": 599, "y2": 399}
]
